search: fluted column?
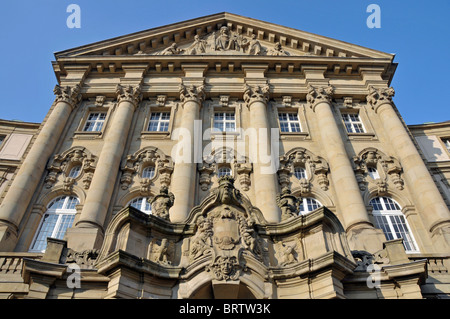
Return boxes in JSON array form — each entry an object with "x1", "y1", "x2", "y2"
[
  {"x1": 0, "y1": 85, "x2": 82, "y2": 250},
  {"x1": 368, "y1": 86, "x2": 450, "y2": 251},
  {"x1": 307, "y1": 85, "x2": 385, "y2": 252},
  {"x1": 244, "y1": 83, "x2": 280, "y2": 223},
  {"x1": 170, "y1": 84, "x2": 204, "y2": 222},
  {"x1": 68, "y1": 84, "x2": 142, "y2": 250}
]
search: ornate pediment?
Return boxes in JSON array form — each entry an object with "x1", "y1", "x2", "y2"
[{"x1": 54, "y1": 12, "x2": 394, "y2": 60}]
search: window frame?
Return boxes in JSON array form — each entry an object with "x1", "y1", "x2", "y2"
[
  {"x1": 341, "y1": 113, "x2": 366, "y2": 134},
  {"x1": 74, "y1": 104, "x2": 112, "y2": 138},
  {"x1": 82, "y1": 112, "x2": 107, "y2": 132},
  {"x1": 147, "y1": 111, "x2": 171, "y2": 132},
  {"x1": 370, "y1": 196, "x2": 419, "y2": 253},
  {"x1": 29, "y1": 196, "x2": 78, "y2": 253},
  {"x1": 278, "y1": 111, "x2": 302, "y2": 133},
  {"x1": 212, "y1": 111, "x2": 237, "y2": 133},
  {"x1": 128, "y1": 197, "x2": 152, "y2": 215},
  {"x1": 298, "y1": 197, "x2": 322, "y2": 215}
]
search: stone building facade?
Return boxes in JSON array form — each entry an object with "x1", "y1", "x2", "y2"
[{"x1": 0, "y1": 13, "x2": 449, "y2": 299}]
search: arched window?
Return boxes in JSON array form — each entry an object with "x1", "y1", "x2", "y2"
[
  {"x1": 128, "y1": 197, "x2": 152, "y2": 214},
  {"x1": 370, "y1": 196, "x2": 419, "y2": 252},
  {"x1": 142, "y1": 166, "x2": 155, "y2": 179},
  {"x1": 217, "y1": 167, "x2": 232, "y2": 177},
  {"x1": 294, "y1": 167, "x2": 307, "y2": 180},
  {"x1": 30, "y1": 196, "x2": 79, "y2": 252},
  {"x1": 68, "y1": 165, "x2": 82, "y2": 178},
  {"x1": 298, "y1": 197, "x2": 322, "y2": 215}
]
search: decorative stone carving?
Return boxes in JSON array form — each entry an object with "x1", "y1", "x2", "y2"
[
  {"x1": 352, "y1": 148, "x2": 405, "y2": 193},
  {"x1": 95, "y1": 95, "x2": 106, "y2": 107},
  {"x1": 278, "y1": 148, "x2": 330, "y2": 193},
  {"x1": 186, "y1": 35, "x2": 208, "y2": 55},
  {"x1": 366, "y1": 86, "x2": 395, "y2": 110},
  {"x1": 158, "y1": 43, "x2": 183, "y2": 55},
  {"x1": 116, "y1": 83, "x2": 143, "y2": 107},
  {"x1": 150, "y1": 186, "x2": 175, "y2": 221},
  {"x1": 306, "y1": 84, "x2": 334, "y2": 109},
  {"x1": 148, "y1": 238, "x2": 174, "y2": 265},
  {"x1": 243, "y1": 83, "x2": 270, "y2": 106},
  {"x1": 198, "y1": 163, "x2": 215, "y2": 191},
  {"x1": 189, "y1": 176, "x2": 264, "y2": 281},
  {"x1": 119, "y1": 147, "x2": 173, "y2": 191},
  {"x1": 275, "y1": 241, "x2": 298, "y2": 266},
  {"x1": 179, "y1": 83, "x2": 205, "y2": 104},
  {"x1": 276, "y1": 187, "x2": 299, "y2": 221},
  {"x1": 352, "y1": 249, "x2": 390, "y2": 272},
  {"x1": 235, "y1": 163, "x2": 252, "y2": 191},
  {"x1": 267, "y1": 42, "x2": 289, "y2": 56},
  {"x1": 53, "y1": 84, "x2": 82, "y2": 109},
  {"x1": 65, "y1": 248, "x2": 99, "y2": 269},
  {"x1": 44, "y1": 147, "x2": 97, "y2": 190}
]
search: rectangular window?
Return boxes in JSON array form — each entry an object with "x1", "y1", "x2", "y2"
[
  {"x1": 83, "y1": 112, "x2": 106, "y2": 132},
  {"x1": 148, "y1": 112, "x2": 170, "y2": 132},
  {"x1": 213, "y1": 112, "x2": 236, "y2": 132},
  {"x1": 278, "y1": 112, "x2": 301, "y2": 133},
  {"x1": 443, "y1": 138, "x2": 450, "y2": 153},
  {"x1": 341, "y1": 113, "x2": 365, "y2": 133}
]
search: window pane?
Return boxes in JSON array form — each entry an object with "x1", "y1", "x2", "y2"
[
  {"x1": 299, "y1": 198, "x2": 322, "y2": 215},
  {"x1": 218, "y1": 167, "x2": 232, "y2": 177},
  {"x1": 54, "y1": 214, "x2": 75, "y2": 239},
  {"x1": 142, "y1": 166, "x2": 155, "y2": 179},
  {"x1": 30, "y1": 214, "x2": 59, "y2": 251},
  {"x1": 294, "y1": 167, "x2": 307, "y2": 179},
  {"x1": 68, "y1": 166, "x2": 82, "y2": 178}
]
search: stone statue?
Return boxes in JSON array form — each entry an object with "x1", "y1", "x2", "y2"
[
  {"x1": 267, "y1": 42, "x2": 289, "y2": 56},
  {"x1": 186, "y1": 35, "x2": 207, "y2": 55},
  {"x1": 150, "y1": 186, "x2": 174, "y2": 220},
  {"x1": 159, "y1": 43, "x2": 183, "y2": 55},
  {"x1": 276, "y1": 187, "x2": 300, "y2": 221}
]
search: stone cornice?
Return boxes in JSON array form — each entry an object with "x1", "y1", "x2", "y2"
[
  {"x1": 53, "y1": 84, "x2": 82, "y2": 109},
  {"x1": 366, "y1": 85, "x2": 395, "y2": 113},
  {"x1": 306, "y1": 84, "x2": 334, "y2": 111},
  {"x1": 115, "y1": 83, "x2": 143, "y2": 108}
]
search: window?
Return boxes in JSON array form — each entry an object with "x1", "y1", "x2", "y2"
[
  {"x1": 213, "y1": 112, "x2": 236, "y2": 132},
  {"x1": 278, "y1": 112, "x2": 301, "y2": 133},
  {"x1": 142, "y1": 166, "x2": 155, "y2": 179},
  {"x1": 148, "y1": 112, "x2": 170, "y2": 132},
  {"x1": 30, "y1": 196, "x2": 78, "y2": 252},
  {"x1": 128, "y1": 197, "x2": 152, "y2": 214},
  {"x1": 341, "y1": 113, "x2": 365, "y2": 133},
  {"x1": 68, "y1": 165, "x2": 82, "y2": 178},
  {"x1": 298, "y1": 197, "x2": 322, "y2": 215},
  {"x1": 367, "y1": 167, "x2": 380, "y2": 179},
  {"x1": 83, "y1": 112, "x2": 106, "y2": 132},
  {"x1": 370, "y1": 196, "x2": 419, "y2": 252},
  {"x1": 217, "y1": 167, "x2": 232, "y2": 177},
  {"x1": 443, "y1": 138, "x2": 450, "y2": 153},
  {"x1": 294, "y1": 167, "x2": 307, "y2": 180}
]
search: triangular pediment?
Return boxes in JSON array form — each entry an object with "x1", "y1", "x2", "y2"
[{"x1": 54, "y1": 12, "x2": 393, "y2": 60}]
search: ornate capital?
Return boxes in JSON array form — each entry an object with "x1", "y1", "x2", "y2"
[
  {"x1": 243, "y1": 83, "x2": 270, "y2": 106},
  {"x1": 116, "y1": 84, "x2": 143, "y2": 107},
  {"x1": 306, "y1": 84, "x2": 334, "y2": 110},
  {"x1": 179, "y1": 83, "x2": 205, "y2": 104},
  {"x1": 366, "y1": 86, "x2": 395, "y2": 112},
  {"x1": 53, "y1": 84, "x2": 82, "y2": 109}
]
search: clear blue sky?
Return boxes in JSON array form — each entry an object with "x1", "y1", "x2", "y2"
[{"x1": 0, "y1": 0, "x2": 448, "y2": 125}]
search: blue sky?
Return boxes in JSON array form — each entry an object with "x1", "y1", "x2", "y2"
[{"x1": 0, "y1": 0, "x2": 448, "y2": 125}]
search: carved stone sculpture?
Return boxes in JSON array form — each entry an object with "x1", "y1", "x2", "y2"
[
  {"x1": 150, "y1": 186, "x2": 175, "y2": 220},
  {"x1": 276, "y1": 187, "x2": 299, "y2": 221}
]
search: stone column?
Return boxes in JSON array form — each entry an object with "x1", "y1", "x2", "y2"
[
  {"x1": 0, "y1": 85, "x2": 82, "y2": 251},
  {"x1": 170, "y1": 83, "x2": 205, "y2": 222},
  {"x1": 368, "y1": 86, "x2": 450, "y2": 251},
  {"x1": 307, "y1": 84, "x2": 386, "y2": 253},
  {"x1": 243, "y1": 83, "x2": 280, "y2": 223},
  {"x1": 67, "y1": 84, "x2": 142, "y2": 251}
]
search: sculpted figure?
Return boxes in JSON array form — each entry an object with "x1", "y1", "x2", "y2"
[
  {"x1": 268, "y1": 42, "x2": 289, "y2": 56},
  {"x1": 150, "y1": 186, "x2": 175, "y2": 220},
  {"x1": 243, "y1": 34, "x2": 262, "y2": 55},
  {"x1": 159, "y1": 43, "x2": 183, "y2": 55},
  {"x1": 276, "y1": 187, "x2": 299, "y2": 221},
  {"x1": 215, "y1": 26, "x2": 230, "y2": 51},
  {"x1": 186, "y1": 35, "x2": 207, "y2": 55}
]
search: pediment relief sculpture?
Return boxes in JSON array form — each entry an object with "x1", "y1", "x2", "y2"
[{"x1": 142, "y1": 26, "x2": 291, "y2": 57}]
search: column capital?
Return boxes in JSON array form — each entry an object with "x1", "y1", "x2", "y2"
[
  {"x1": 243, "y1": 83, "x2": 270, "y2": 107},
  {"x1": 116, "y1": 83, "x2": 143, "y2": 108},
  {"x1": 179, "y1": 83, "x2": 205, "y2": 105},
  {"x1": 53, "y1": 84, "x2": 82, "y2": 109},
  {"x1": 306, "y1": 84, "x2": 334, "y2": 111},
  {"x1": 366, "y1": 85, "x2": 395, "y2": 113}
]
